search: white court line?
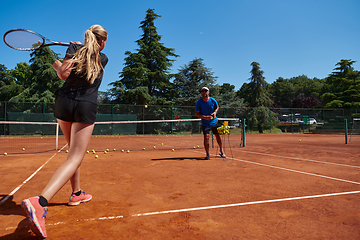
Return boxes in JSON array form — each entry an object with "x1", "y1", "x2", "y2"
[
  {"x1": 0, "y1": 144, "x2": 68, "y2": 206},
  {"x1": 217, "y1": 154, "x2": 360, "y2": 185},
  {"x1": 6, "y1": 190, "x2": 359, "y2": 231},
  {"x1": 235, "y1": 149, "x2": 360, "y2": 169},
  {"x1": 133, "y1": 190, "x2": 360, "y2": 217}
]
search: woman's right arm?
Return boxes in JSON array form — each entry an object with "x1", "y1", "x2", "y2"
[{"x1": 52, "y1": 56, "x2": 73, "y2": 80}]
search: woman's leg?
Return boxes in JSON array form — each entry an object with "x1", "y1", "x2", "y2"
[
  {"x1": 56, "y1": 119, "x2": 82, "y2": 193},
  {"x1": 40, "y1": 121, "x2": 94, "y2": 201}
]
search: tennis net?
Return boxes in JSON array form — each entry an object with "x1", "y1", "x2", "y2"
[{"x1": 0, "y1": 118, "x2": 243, "y2": 154}]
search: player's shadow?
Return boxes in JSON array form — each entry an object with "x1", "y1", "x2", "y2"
[
  {"x1": 152, "y1": 157, "x2": 207, "y2": 161},
  {"x1": 0, "y1": 195, "x2": 35, "y2": 239},
  {"x1": 0, "y1": 195, "x2": 66, "y2": 239}
]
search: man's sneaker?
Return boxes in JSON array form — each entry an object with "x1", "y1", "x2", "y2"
[
  {"x1": 21, "y1": 197, "x2": 47, "y2": 239},
  {"x1": 68, "y1": 191, "x2": 92, "y2": 206},
  {"x1": 204, "y1": 155, "x2": 210, "y2": 160},
  {"x1": 219, "y1": 152, "x2": 227, "y2": 158}
]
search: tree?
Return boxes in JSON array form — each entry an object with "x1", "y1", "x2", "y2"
[
  {"x1": 216, "y1": 83, "x2": 245, "y2": 117},
  {"x1": 267, "y1": 75, "x2": 324, "y2": 108},
  {"x1": 248, "y1": 62, "x2": 273, "y2": 108},
  {"x1": 26, "y1": 47, "x2": 62, "y2": 102},
  {"x1": 290, "y1": 93, "x2": 322, "y2": 108},
  {"x1": 323, "y1": 59, "x2": 360, "y2": 108},
  {"x1": 4, "y1": 47, "x2": 62, "y2": 103},
  {"x1": 0, "y1": 64, "x2": 23, "y2": 101},
  {"x1": 109, "y1": 8, "x2": 179, "y2": 105},
  {"x1": 247, "y1": 62, "x2": 274, "y2": 133},
  {"x1": 173, "y1": 58, "x2": 217, "y2": 106}
]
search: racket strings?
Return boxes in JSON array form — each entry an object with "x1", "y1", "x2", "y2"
[{"x1": 4, "y1": 30, "x2": 44, "y2": 50}]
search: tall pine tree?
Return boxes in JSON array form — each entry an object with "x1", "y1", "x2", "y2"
[{"x1": 110, "y1": 8, "x2": 178, "y2": 105}]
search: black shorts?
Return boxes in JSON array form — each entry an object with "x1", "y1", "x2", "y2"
[
  {"x1": 54, "y1": 95, "x2": 97, "y2": 123},
  {"x1": 201, "y1": 123, "x2": 220, "y2": 135}
]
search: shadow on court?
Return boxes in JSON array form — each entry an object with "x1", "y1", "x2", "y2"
[{"x1": 0, "y1": 195, "x2": 68, "y2": 239}]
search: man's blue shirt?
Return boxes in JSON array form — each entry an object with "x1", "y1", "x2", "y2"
[{"x1": 195, "y1": 97, "x2": 219, "y2": 126}]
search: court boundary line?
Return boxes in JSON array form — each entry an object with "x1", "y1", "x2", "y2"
[
  {"x1": 209, "y1": 153, "x2": 360, "y2": 185},
  {"x1": 5, "y1": 190, "x2": 359, "y2": 231},
  {"x1": 0, "y1": 144, "x2": 68, "y2": 206},
  {"x1": 235, "y1": 149, "x2": 360, "y2": 169}
]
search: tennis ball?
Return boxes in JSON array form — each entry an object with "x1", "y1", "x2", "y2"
[
  {"x1": 4, "y1": 152, "x2": 7, "y2": 155},
  {"x1": 161, "y1": 143, "x2": 163, "y2": 145},
  {"x1": 193, "y1": 146, "x2": 196, "y2": 149},
  {"x1": 22, "y1": 148, "x2": 25, "y2": 151},
  {"x1": 113, "y1": 149, "x2": 116, "y2": 151},
  {"x1": 121, "y1": 150, "x2": 124, "y2": 152},
  {"x1": 66, "y1": 150, "x2": 69, "y2": 153},
  {"x1": 144, "y1": 105, "x2": 148, "y2": 108},
  {"x1": 153, "y1": 146, "x2": 156, "y2": 149},
  {"x1": 127, "y1": 150, "x2": 130, "y2": 153},
  {"x1": 172, "y1": 149, "x2": 174, "y2": 151},
  {"x1": 299, "y1": 139, "x2": 301, "y2": 142},
  {"x1": 197, "y1": 145, "x2": 200, "y2": 148},
  {"x1": 104, "y1": 151, "x2": 107, "y2": 154},
  {"x1": 143, "y1": 148, "x2": 145, "y2": 150},
  {"x1": 106, "y1": 149, "x2": 109, "y2": 152},
  {"x1": 87, "y1": 151, "x2": 89, "y2": 154},
  {"x1": 95, "y1": 155, "x2": 98, "y2": 158}
]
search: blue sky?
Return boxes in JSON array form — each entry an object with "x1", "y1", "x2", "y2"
[{"x1": 1, "y1": 0, "x2": 359, "y2": 92}]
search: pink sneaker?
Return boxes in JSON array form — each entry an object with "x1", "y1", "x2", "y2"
[
  {"x1": 21, "y1": 197, "x2": 47, "y2": 238},
  {"x1": 68, "y1": 191, "x2": 92, "y2": 206}
]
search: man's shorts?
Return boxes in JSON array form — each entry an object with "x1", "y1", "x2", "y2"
[
  {"x1": 54, "y1": 95, "x2": 97, "y2": 123},
  {"x1": 201, "y1": 123, "x2": 220, "y2": 135}
]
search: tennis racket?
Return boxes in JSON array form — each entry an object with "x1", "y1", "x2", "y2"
[{"x1": 3, "y1": 29, "x2": 70, "y2": 51}]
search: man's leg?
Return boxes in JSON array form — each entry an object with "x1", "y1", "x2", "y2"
[{"x1": 204, "y1": 133, "x2": 210, "y2": 157}]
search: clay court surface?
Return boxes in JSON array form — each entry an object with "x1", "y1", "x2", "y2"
[{"x1": 0, "y1": 133, "x2": 359, "y2": 239}]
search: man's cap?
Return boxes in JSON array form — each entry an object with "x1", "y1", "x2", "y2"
[{"x1": 200, "y1": 87, "x2": 209, "y2": 92}]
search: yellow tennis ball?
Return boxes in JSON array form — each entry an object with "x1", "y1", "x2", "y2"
[
  {"x1": 66, "y1": 150, "x2": 69, "y2": 153},
  {"x1": 22, "y1": 148, "x2": 25, "y2": 151},
  {"x1": 145, "y1": 105, "x2": 148, "y2": 108},
  {"x1": 172, "y1": 149, "x2": 174, "y2": 151},
  {"x1": 95, "y1": 155, "x2": 98, "y2": 158},
  {"x1": 153, "y1": 146, "x2": 156, "y2": 149},
  {"x1": 121, "y1": 150, "x2": 124, "y2": 152},
  {"x1": 127, "y1": 150, "x2": 130, "y2": 153},
  {"x1": 197, "y1": 145, "x2": 200, "y2": 148},
  {"x1": 4, "y1": 152, "x2": 7, "y2": 155},
  {"x1": 113, "y1": 149, "x2": 116, "y2": 151},
  {"x1": 87, "y1": 151, "x2": 89, "y2": 154},
  {"x1": 143, "y1": 148, "x2": 145, "y2": 150},
  {"x1": 104, "y1": 151, "x2": 107, "y2": 154},
  {"x1": 299, "y1": 139, "x2": 301, "y2": 142},
  {"x1": 106, "y1": 149, "x2": 109, "y2": 152}
]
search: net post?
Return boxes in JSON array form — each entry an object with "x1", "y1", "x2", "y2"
[
  {"x1": 56, "y1": 123, "x2": 59, "y2": 150},
  {"x1": 344, "y1": 118, "x2": 348, "y2": 144},
  {"x1": 242, "y1": 118, "x2": 246, "y2": 147},
  {"x1": 211, "y1": 132, "x2": 214, "y2": 148}
]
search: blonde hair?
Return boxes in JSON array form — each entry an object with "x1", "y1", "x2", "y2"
[{"x1": 71, "y1": 25, "x2": 108, "y2": 84}]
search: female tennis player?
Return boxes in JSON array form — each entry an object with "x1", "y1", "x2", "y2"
[{"x1": 21, "y1": 25, "x2": 108, "y2": 238}]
